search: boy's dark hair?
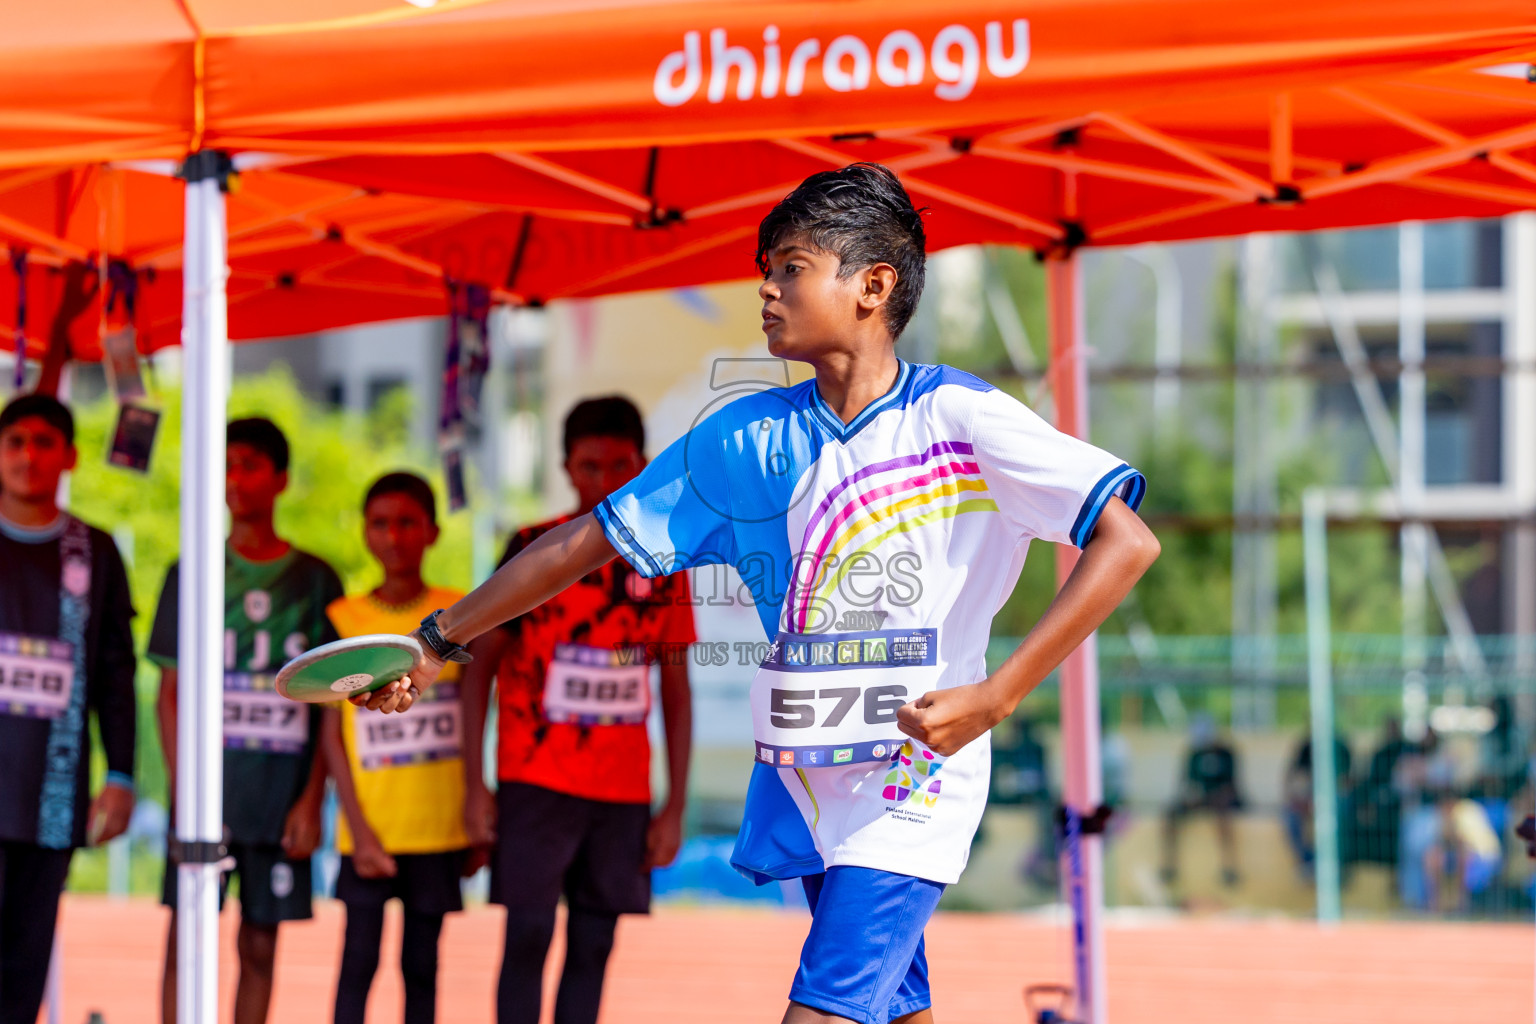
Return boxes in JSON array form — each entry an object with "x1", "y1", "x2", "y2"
[
  {"x1": 754, "y1": 162, "x2": 927, "y2": 338},
  {"x1": 364, "y1": 471, "x2": 437, "y2": 526},
  {"x1": 0, "y1": 394, "x2": 74, "y2": 446},
  {"x1": 563, "y1": 396, "x2": 645, "y2": 459},
  {"x1": 227, "y1": 417, "x2": 289, "y2": 473}
]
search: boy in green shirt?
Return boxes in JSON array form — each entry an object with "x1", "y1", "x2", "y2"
[{"x1": 149, "y1": 417, "x2": 343, "y2": 1024}]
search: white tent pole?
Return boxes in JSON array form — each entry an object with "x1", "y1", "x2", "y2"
[
  {"x1": 176, "y1": 152, "x2": 230, "y2": 1024},
  {"x1": 1047, "y1": 252, "x2": 1109, "y2": 1024},
  {"x1": 1301, "y1": 488, "x2": 1342, "y2": 923}
]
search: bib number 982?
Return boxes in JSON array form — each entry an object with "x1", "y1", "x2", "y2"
[
  {"x1": 769, "y1": 685, "x2": 908, "y2": 729},
  {"x1": 564, "y1": 676, "x2": 643, "y2": 704}
]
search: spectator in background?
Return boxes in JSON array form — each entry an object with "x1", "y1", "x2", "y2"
[
  {"x1": 1396, "y1": 726, "x2": 1457, "y2": 909},
  {"x1": 988, "y1": 716, "x2": 1055, "y2": 888},
  {"x1": 1366, "y1": 717, "x2": 1412, "y2": 791},
  {"x1": 1476, "y1": 695, "x2": 1529, "y2": 804},
  {"x1": 1346, "y1": 717, "x2": 1410, "y2": 869},
  {"x1": 322, "y1": 473, "x2": 471, "y2": 1024},
  {"x1": 1283, "y1": 732, "x2": 1353, "y2": 879},
  {"x1": 151, "y1": 417, "x2": 342, "y2": 1024},
  {"x1": 1420, "y1": 789, "x2": 1502, "y2": 912},
  {"x1": 1161, "y1": 714, "x2": 1242, "y2": 887},
  {"x1": 458, "y1": 397, "x2": 696, "y2": 1024},
  {"x1": 0, "y1": 395, "x2": 137, "y2": 1024}
]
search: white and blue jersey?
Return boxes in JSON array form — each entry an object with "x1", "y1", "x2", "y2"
[{"x1": 595, "y1": 361, "x2": 1144, "y2": 885}]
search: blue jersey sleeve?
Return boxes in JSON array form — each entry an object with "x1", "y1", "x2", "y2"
[{"x1": 593, "y1": 421, "x2": 736, "y2": 578}]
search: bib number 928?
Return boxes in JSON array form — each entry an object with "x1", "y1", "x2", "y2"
[{"x1": 769, "y1": 685, "x2": 908, "y2": 729}]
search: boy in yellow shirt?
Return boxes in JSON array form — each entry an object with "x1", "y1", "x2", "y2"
[{"x1": 322, "y1": 473, "x2": 470, "y2": 1024}]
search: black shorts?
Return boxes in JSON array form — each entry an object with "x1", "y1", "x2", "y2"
[
  {"x1": 490, "y1": 781, "x2": 651, "y2": 916},
  {"x1": 161, "y1": 840, "x2": 312, "y2": 926},
  {"x1": 0, "y1": 841, "x2": 73, "y2": 1024},
  {"x1": 336, "y1": 850, "x2": 467, "y2": 917}
]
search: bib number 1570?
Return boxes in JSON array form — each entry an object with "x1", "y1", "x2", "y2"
[{"x1": 769, "y1": 685, "x2": 908, "y2": 730}]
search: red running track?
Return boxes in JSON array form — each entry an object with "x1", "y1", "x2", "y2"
[{"x1": 44, "y1": 896, "x2": 1533, "y2": 1023}]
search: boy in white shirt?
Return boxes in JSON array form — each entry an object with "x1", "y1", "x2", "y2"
[{"x1": 365, "y1": 163, "x2": 1159, "y2": 1024}]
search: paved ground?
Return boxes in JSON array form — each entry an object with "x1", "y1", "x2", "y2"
[{"x1": 47, "y1": 896, "x2": 1533, "y2": 1023}]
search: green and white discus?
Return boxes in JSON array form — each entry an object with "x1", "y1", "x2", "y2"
[{"x1": 274, "y1": 634, "x2": 423, "y2": 703}]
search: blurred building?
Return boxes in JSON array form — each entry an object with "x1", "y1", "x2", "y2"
[{"x1": 1227, "y1": 217, "x2": 1536, "y2": 732}]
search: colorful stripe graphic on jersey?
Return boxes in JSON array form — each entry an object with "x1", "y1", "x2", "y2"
[{"x1": 792, "y1": 442, "x2": 986, "y2": 630}]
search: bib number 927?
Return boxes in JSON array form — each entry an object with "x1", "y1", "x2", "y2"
[
  {"x1": 769, "y1": 685, "x2": 908, "y2": 729},
  {"x1": 225, "y1": 701, "x2": 301, "y2": 730}
]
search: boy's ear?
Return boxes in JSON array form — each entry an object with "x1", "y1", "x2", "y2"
[
  {"x1": 858, "y1": 263, "x2": 899, "y2": 311},
  {"x1": 274, "y1": 469, "x2": 290, "y2": 495},
  {"x1": 426, "y1": 522, "x2": 441, "y2": 546},
  {"x1": 63, "y1": 444, "x2": 78, "y2": 473}
]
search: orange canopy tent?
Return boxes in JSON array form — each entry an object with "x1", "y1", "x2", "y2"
[
  {"x1": 7, "y1": 0, "x2": 1536, "y2": 351},
  {"x1": 7, "y1": 5, "x2": 1536, "y2": 1023},
  {"x1": 5, "y1": 0, "x2": 1536, "y2": 164}
]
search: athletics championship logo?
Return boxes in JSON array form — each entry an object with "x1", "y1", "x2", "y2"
[{"x1": 882, "y1": 741, "x2": 943, "y2": 806}]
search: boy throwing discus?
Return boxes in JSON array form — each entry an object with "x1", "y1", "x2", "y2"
[{"x1": 363, "y1": 164, "x2": 1159, "y2": 1024}]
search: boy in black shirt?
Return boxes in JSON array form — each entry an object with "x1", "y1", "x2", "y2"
[
  {"x1": 0, "y1": 394, "x2": 137, "y2": 1024},
  {"x1": 150, "y1": 418, "x2": 342, "y2": 1024}
]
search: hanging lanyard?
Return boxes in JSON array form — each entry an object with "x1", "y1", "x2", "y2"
[
  {"x1": 11, "y1": 251, "x2": 26, "y2": 390},
  {"x1": 36, "y1": 517, "x2": 92, "y2": 849}
]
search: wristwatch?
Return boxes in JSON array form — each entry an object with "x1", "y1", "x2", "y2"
[{"x1": 418, "y1": 610, "x2": 474, "y2": 664}]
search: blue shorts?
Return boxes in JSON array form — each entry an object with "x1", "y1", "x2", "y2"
[{"x1": 791, "y1": 866, "x2": 946, "y2": 1024}]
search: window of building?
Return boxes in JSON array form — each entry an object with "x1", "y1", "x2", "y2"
[
  {"x1": 1424, "y1": 220, "x2": 1502, "y2": 290},
  {"x1": 1435, "y1": 525, "x2": 1505, "y2": 635},
  {"x1": 1309, "y1": 329, "x2": 1397, "y2": 486},
  {"x1": 1280, "y1": 227, "x2": 1399, "y2": 293},
  {"x1": 1278, "y1": 219, "x2": 1503, "y2": 294},
  {"x1": 1309, "y1": 322, "x2": 1503, "y2": 488},
  {"x1": 1424, "y1": 323, "x2": 1502, "y2": 487}
]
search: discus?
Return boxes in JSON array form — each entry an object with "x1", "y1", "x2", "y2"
[{"x1": 274, "y1": 634, "x2": 423, "y2": 703}]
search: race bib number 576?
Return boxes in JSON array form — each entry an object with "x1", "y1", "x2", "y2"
[{"x1": 750, "y1": 628, "x2": 936, "y2": 768}]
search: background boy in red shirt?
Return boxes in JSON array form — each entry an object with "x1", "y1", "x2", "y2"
[{"x1": 460, "y1": 396, "x2": 696, "y2": 1024}]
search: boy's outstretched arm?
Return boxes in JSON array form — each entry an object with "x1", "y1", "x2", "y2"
[
  {"x1": 357, "y1": 513, "x2": 619, "y2": 713},
  {"x1": 896, "y1": 498, "x2": 1159, "y2": 755}
]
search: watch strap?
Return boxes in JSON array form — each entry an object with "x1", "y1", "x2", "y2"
[{"x1": 418, "y1": 610, "x2": 473, "y2": 664}]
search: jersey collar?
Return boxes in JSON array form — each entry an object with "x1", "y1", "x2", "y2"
[
  {"x1": 0, "y1": 511, "x2": 67, "y2": 544},
  {"x1": 808, "y1": 359, "x2": 912, "y2": 443}
]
